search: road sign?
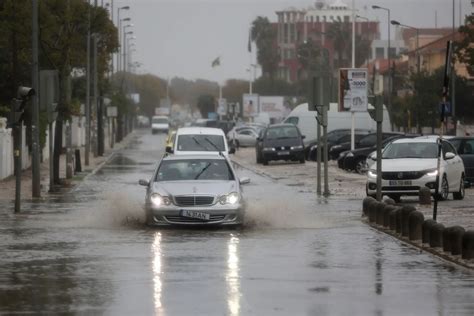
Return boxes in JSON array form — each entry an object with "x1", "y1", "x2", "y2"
[{"x1": 107, "y1": 106, "x2": 118, "y2": 117}]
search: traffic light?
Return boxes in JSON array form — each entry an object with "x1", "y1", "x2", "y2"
[{"x1": 7, "y1": 86, "x2": 35, "y2": 128}]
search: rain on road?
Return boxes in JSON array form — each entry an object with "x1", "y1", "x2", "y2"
[{"x1": 1, "y1": 130, "x2": 473, "y2": 315}]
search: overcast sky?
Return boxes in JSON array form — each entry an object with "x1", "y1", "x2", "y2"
[{"x1": 114, "y1": 0, "x2": 473, "y2": 83}]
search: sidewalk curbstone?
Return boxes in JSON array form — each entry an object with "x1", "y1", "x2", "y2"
[
  {"x1": 401, "y1": 205, "x2": 416, "y2": 237},
  {"x1": 430, "y1": 223, "x2": 445, "y2": 248},
  {"x1": 422, "y1": 219, "x2": 437, "y2": 244},
  {"x1": 450, "y1": 226, "x2": 465, "y2": 256},
  {"x1": 368, "y1": 201, "x2": 379, "y2": 223},
  {"x1": 408, "y1": 211, "x2": 424, "y2": 241},
  {"x1": 363, "y1": 197, "x2": 376, "y2": 216},
  {"x1": 462, "y1": 230, "x2": 474, "y2": 260},
  {"x1": 395, "y1": 207, "x2": 403, "y2": 234},
  {"x1": 443, "y1": 227, "x2": 454, "y2": 253},
  {"x1": 389, "y1": 208, "x2": 399, "y2": 231},
  {"x1": 383, "y1": 205, "x2": 396, "y2": 228},
  {"x1": 419, "y1": 187, "x2": 431, "y2": 205}
]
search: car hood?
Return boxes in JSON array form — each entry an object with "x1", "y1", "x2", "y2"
[
  {"x1": 264, "y1": 138, "x2": 302, "y2": 147},
  {"x1": 374, "y1": 158, "x2": 438, "y2": 171},
  {"x1": 152, "y1": 180, "x2": 238, "y2": 196}
]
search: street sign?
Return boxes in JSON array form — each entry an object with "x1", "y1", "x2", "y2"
[
  {"x1": 107, "y1": 106, "x2": 118, "y2": 117},
  {"x1": 217, "y1": 98, "x2": 227, "y2": 115},
  {"x1": 339, "y1": 68, "x2": 368, "y2": 112}
]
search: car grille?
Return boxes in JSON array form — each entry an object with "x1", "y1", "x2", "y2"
[
  {"x1": 174, "y1": 195, "x2": 215, "y2": 206},
  {"x1": 382, "y1": 186, "x2": 420, "y2": 191},
  {"x1": 382, "y1": 171, "x2": 425, "y2": 180},
  {"x1": 164, "y1": 215, "x2": 226, "y2": 223}
]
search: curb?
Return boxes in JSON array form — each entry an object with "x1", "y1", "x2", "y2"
[
  {"x1": 230, "y1": 157, "x2": 279, "y2": 182},
  {"x1": 362, "y1": 197, "x2": 474, "y2": 269}
]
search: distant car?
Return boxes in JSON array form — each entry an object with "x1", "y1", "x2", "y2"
[
  {"x1": 139, "y1": 154, "x2": 250, "y2": 226},
  {"x1": 448, "y1": 137, "x2": 474, "y2": 184},
  {"x1": 137, "y1": 115, "x2": 150, "y2": 127},
  {"x1": 191, "y1": 118, "x2": 218, "y2": 128},
  {"x1": 228, "y1": 127, "x2": 260, "y2": 148},
  {"x1": 366, "y1": 137, "x2": 465, "y2": 202},
  {"x1": 256, "y1": 123, "x2": 305, "y2": 165},
  {"x1": 151, "y1": 116, "x2": 169, "y2": 134},
  {"x1": 171, "y1": 127, "x2": 235, "y2": 157},
  {"x1": 307, "y1": 129, "x2": 373, "y2": 161}
]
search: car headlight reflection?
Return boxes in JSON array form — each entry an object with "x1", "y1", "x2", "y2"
[
  {"x1": 368, "y1": 170, "x2": 377, "y2": 178},
  {"x1": 263, "y1": 147, "x2": 275, "y2": 151},
  {"x1": 291, "y1": 145, "x2": 303, "y2": 150},
  {"x1": 150, "y1": 193, "x2": 171, "y2": 207},
  {"x1": 219, "y1": 192, "x2": 240, "y2": 205},
  {"x1": 426, "y1": 169, "x2": 438, "y2": 177}
]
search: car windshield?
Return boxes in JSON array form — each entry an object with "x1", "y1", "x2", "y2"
[
  {"x1": 177, "y1": 134, "x2": 226, "y2": 151},
  {"x1": 266, "y1": 126, "x2": 299, "y2": 139},
  {"x1": 152, "y1": 118, "x2": 168, "y2": 124},
  {"x1": 156, "y1": 159, "x2": 234, "y2": 181},
  {"x1": 383, "y1": 142, "x2": 438, "y2": 159}
]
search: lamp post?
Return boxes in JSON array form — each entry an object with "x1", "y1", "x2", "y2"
[
  {"x1": 372, "y1": 5, "x2": 392, "y2": 125},
  {"x1": 117, "y1": 6, "x2": 130, "y2": 72},
  {"x1": 123, "y1": 32, "x2": 134, "y2": 72}
]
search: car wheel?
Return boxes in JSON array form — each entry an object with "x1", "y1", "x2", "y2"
[
  {"x1": 355, "y1": 158, "x2": 366, "y2": 174},
  {"x1": 235, "y1": 140, "x2": 240, "y2": 148},
  {"x1": 436, "y1": 175, "x2": 449, "y2": 201},
  {"x1": 453, "y1": 175, "x2": 465, "y2": 200}
]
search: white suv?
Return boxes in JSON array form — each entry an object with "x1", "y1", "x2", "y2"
[
  {"x1": 170, "y1": 127, "x2": 235, "y2": 157},
  {"x1": 151, "y1": 116, "x2": 169, "y2": 134},
  {"x1": 366, "y1": 137, "x2": 465, "y2": 201}
]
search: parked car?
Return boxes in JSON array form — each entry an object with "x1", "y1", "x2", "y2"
[
  {"x1": 227, "y1": 124, "x2": 263, "y2": 146},
  {"x1": 256, "y1": 123, "x2": 305, "y2": 165},
  {"x1": 447, "y1": 136, "x2": 474, "y2": 184},
  {"x1": 307, "y1": 129, "x2": 373, "y2": 161},
  {"x1": 343, "y1": 134, "x2": 418, "y2": 174},
  {"x1": 230, "y1": 127, "x2": 259, "y2": 147},
  {"x1": 255, "y1": 128, "x2": 266, "y2": 164},
  {"x1": 170, "y1": 127, "x2": 235, "y2": 157},
  {"x1": 151, "y1": 115, "x2": 170, "y2": 134},
  {"x1": 366, "y1": 137, "x2": 465, "y2": 202},
  {"x1": 330, "y1": 132, "x2": 402, "y2": 161},
  {"x1": 139, "y1": 154, "x2": 250, "y2": 226}
]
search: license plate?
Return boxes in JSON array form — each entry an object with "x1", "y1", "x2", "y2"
[
  {"x1": 180, "y1": 210, "x2": 210, "y2": 220},
  {"x1": 277, "y1": 151, "x2": 290, "y2": 156},
  {"x1": 389, "y1": 180, "x2": 412, "y2": 186}
]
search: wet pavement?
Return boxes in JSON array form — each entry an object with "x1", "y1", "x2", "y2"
[{"x1": 1, "y1": 130, "x2": 474, "y2": 315}]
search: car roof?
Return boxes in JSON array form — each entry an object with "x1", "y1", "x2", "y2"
[
  {"x1": 392, "y1": 136, "x2": 440, "y2": 144},
  {"x1": 176, "y1": 127, "x2": 225, "y2": 135},
  {"x1": 162, "y1": 153, "x2": 227, "y2": 161},
  {"x1": 267, "y1": 123, "x2": 297, "y2": 128}
]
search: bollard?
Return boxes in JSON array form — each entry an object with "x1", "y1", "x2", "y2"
[
  {"x1": 422, "y1": 219, "x2": 437, "y2": 244},
  {"x1": 375, "y1": 202, "x2": 385, "y2": 226},
  {"x1": 363, "y1": 197, "x2": 376, "y2": 217},
  {"x1": 395, "y1": 207, "x2": 404, "y2": 234},
  {"x1": 389, "y1": 208, "x2": 399, "y2": 231},
  {"x1": 400, "y1": 205, "x2": 416, "y2": 237},
  {"x1": 419, "y1": 187, "x2": 431, "y2": 205},
  {"x1": 443, "y1": 227, "x2": 454, "y2": 253},
  {"x1": 383, "y1": 205, "x2": 396, "y2": 228},
  {"x1": 450, "y1": 226, "x2": 465, "y2": 256},
  {"x1": 384, "y1": 197, "x2": 395, "y2": 205},
  {"x1": 75, "y1": 149, "x2": 82, "y2": 173},
  {"x1": 408, "y1": 211, "x2": 424, "y2": 241},
  {"x1": 368, "y1": 201, "x2": 380, "y2": 223},
  {"x1": 462, "y1": 230, "x2": 474, "y2": 260},
  {"x1": 429, "y1": 223, "x2": 445, "y2": 248}
]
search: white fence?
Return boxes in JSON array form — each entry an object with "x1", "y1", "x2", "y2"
[{"x1": 0, "y1": 116, "x2": 89, "y2": 180}]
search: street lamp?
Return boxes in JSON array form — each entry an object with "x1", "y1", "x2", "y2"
[
  {"x1": 372, "y1": 5, "x2": 392, "y2": 120},
  {"x1": 124, "y1": 32, "x2": 134, "y2": 72},
  {"x1": 117, "y1": 6, "x2": 130, "y2": 72}
]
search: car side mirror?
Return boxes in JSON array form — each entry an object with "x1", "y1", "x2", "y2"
[
  {"x1": 229, "y1": 147, "x2": 236, "y2": 154},
  {"x1": 445, "y1": 152, "x2": 455, "y2": 160},
  {"x1": 302, "y1": 135, "x2": 306, "y2": 139},
  {"x1": 165, "y1": 146, "x2": 173, "y2": 154},
  {"x1": 239, "y1": 177, "x2": 250, "y2": 185},
  {"x1": 138, "y1": 179, "x2": 150, "y2": 186}
]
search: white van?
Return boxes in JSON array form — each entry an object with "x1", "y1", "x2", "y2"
[
  {"x1": 284, "y1": 103, "x2": 391, "y2": 145},
  {"x1": 151, "y1": 116, "x2": 170, "y2": 134},
  {"x1": 171, "y1": 127, "x2": 235, "y2": 157}
]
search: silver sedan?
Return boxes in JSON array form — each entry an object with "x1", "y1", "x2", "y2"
[{"x1": 139, "y1": 154, "x2": 250, "y2": 226}]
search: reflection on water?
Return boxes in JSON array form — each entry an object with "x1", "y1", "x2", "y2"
[
  {"x1": 152, "y1": 232, "x2": 164, "y2": 315},
  {"x1": 226, "y1": 235, "x2": 240, "y2": 316}
]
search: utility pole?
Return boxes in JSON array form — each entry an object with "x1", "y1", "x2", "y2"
[
  {"x1": 31, "y1": 0, "x2": 41, "y2": 198},
  {"x1": 85, "y1": 4, "x2": 91, "y2": 166},
  {"x1": 93, "y1": 34, "x2": 99, "y2": 157}
]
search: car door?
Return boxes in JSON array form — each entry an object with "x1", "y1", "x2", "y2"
[
  {"x1": 237, "y1": 129, "x2": 257, "y2": 147},
  {"x1": 459, "y1": 139, "x2": 474, "y2": 181},
  {"x1": 442, "y1": 141, "x2": 462, "y2": 191}
]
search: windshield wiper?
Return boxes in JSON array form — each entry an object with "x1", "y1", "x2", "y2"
[
  {"x1": 192, "y1": 136, "x2": 209, "y2": 150},
  {"x1": 204, "y1": 137, "x2": 220, "y2": 151},
  {"x1": 194, "y1": 162, "x2": 212, "y2": 180}
]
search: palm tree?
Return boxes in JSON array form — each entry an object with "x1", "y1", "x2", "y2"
[
  {"x1": 251, "y1": 16, "x2": 279, "y2": 79},
  {"x1": 327, "y1": 21, "x2": 352, "y2": 69}
]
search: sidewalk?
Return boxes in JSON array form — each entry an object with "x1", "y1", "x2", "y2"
[
  {"x1": 0, "y1": 131, "x2": 136, "y2": 202},
  {"x1": 232, "y1": 147, "x2": 474, "y2": 231}
]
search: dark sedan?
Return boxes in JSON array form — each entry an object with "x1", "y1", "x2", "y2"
[
  {"x1": 256, "y1": 123, "x2": 305, "y2": 165},
  {"x1": 448, "y1": 136, "x2": 474, "y2": 184}
]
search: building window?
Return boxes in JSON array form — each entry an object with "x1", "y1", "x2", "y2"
[
  {"x1": 389, "y1": 47, "x2": 397, "y2": 58},
  {"x1": 344, "y1": 16, "x2": 350, "y2": 23},
  {"x1": 376, "y1": 47, "x2": 385, "y2": 59},
  {"x1": 316, "y1": 16, "x2": 320, "y2": 22}
]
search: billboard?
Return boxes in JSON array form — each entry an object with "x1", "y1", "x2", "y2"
[
  {"x1": 217, "y1": 98, "x2": 227, "y2": 115},
  {"x1": 339, "y1": 68, "x2": 368, "y2": 112},
  {"x1": 242, "y1": 94, "x2": 259, "y2": 118},
  {"x1": 260, "y1": 96, "x2": 287, "y2": 119}
]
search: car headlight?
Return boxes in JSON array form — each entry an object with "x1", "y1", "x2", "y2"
[
  {"x1": 368, "y1": 169, "x2": 377, "y2": 178},
  {"x1": 346, "y1": 152, "x2": 354, "y2": 157},
  {"x1": 150, "y1": 193, "x2": 171, "y2": 207},
  {"x1": 291, "y1": 145, "x2": 303, "y2": 150},
  {"x1": 263, "y1": 147, "x2": 275, "y2": 151},
  {"x1": 426, "y1": 169, "x2": 438, "y2": 177},
  {"x1": 331, "y1": 145, "x2": 341, "y2": 151},
  {"x1": 219, "y1": 192, "x2": 240, "y2": 205}
]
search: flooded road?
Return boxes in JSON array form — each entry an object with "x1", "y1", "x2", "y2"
[{"x1": 1, "y1": 130, "x2": 473, "y2": 315}]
